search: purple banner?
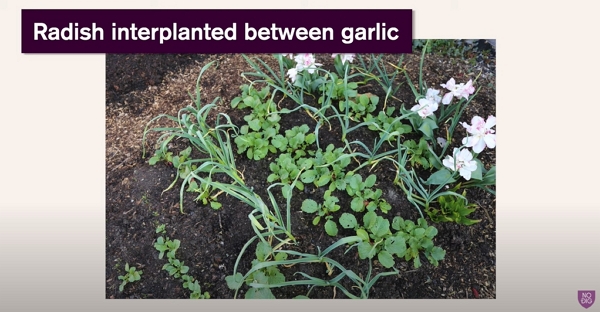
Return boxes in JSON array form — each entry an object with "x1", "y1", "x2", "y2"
[{"x1": 21, "y1": 9, "x2": 413, "y2": 53}]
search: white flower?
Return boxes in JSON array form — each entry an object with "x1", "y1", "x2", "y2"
[
  {"x1": 425, "y1": 88, "x2": 442, "y2": 104},
  {"x1": 410, "y1": 98, "x2": 439, "y2": 118},
  {"x1": 287, "y1": 68, "x2": 298, "y2": 83},
  {"x1": 285, "y1": 53, "x2": 322, "y2": 82},
  {"x1": 332, "y1": 53, "x2": 356, "y2": 64},
  {"x1": 293, "y1": 53, "x2": 322, "y2": 74},
  {"x1": 443, "y1": 148, "x2": 478, "y2": 180},
  {"x1": 461, "y1": 115, "x2": 496, "y2": 153}
]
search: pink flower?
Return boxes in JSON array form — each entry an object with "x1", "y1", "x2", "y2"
[
  {"x1": 441, "y1": 78, "x2": 475, "y2": 104},
  {"x1": 461, "y1": 115, "x2": 496, "y2": 153},
  {"x1": 443, "y1": 148, "x2": 478, "y2": 180},
  {"x1": 332, "y1": 53, "x2": 356, "y2": 64}
]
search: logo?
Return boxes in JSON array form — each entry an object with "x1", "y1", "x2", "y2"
[{"x1": 578, "y1": 290, "x2": 595, "y2": 309}]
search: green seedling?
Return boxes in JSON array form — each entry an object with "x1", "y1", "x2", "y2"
[
  {"x1": 340, "y1": 212, "x2": 445, "y2": 269},
  {"x1": 233, "y1": 85, "x2": 281, "y2": 132},
  {"x1": 154, "y1": 231, "x2": 210, "y2": 298},
  {"x1": 155, "y1": 224, "x2": 166, "y2": 234},
  {"x1": 392, "y1": 217, "x2": 446, "y2": 268},
  {"x1": 149, "y1": 145, "x2": 223, "y2": 209},
  {"x1": 186, "y1": 175, "x2": 222, "y2": 209},
  {"x1": 154, "y1": 236, "x2": 181, "y2": 260},
  {"x1": 318, "y1": 74, "x2": 358, "y2": 103},
  {"x1": 118, "y1": 263, "x2": 143, "y2": 292},
  {"x1": 300, "y1": 190, "x2": 341, "y2": 236},
  {"x1": 182, "y1": 275, "x2": 210, "y2": 299},
  {"x1": 364, "y1": 107, "x2": 413, "y2": 144},
  {"x1": 300, "y1": 144, "x2": 351, "y2": 192},
  {"x1": 284, "y1": 124, "x2": 316, "y2": 159},
  {"x1": 232, "y1": 84, "x2": 284, "y2": 160},
  {"x1": 344, "y1": 173, "x2": 392, "y2": 214},
  {"x1": 339, "y1": 93, "x2": 379, "y2": 121},
  {"x1": 267, "y1": 153, "x2": 313, "y2": 196},
  {"x1": 163, "y1": 257, "x2": 189, "y2": 279},
  {"x1": 148, "y1": 146, "x2": 198, "y2": 183},
  {"x1": 226, "y1": 240, "x2": 288, "y2": 299},
  {"x1": 426, "y1": 192, "x2": 481, "y2": 225},
  {"x1": 403, "y1": 138, "x2": 440, "y2": 170},
  {"x1": 234, "y1": 128, "x2": 272, "y2": 160},
  {"x1": 339, "y1": 211, "x2": 405, "y2": 269}
]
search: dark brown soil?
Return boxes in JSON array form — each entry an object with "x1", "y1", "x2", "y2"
[{"x1": 106, "y1": 50, "x2": 496, "y2": 299}]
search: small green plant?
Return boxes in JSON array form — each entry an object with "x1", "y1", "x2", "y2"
[
  {"x1": 300, "y1": 144, "x2": 351, "y2": 192},
  {"x1": 403, "y1": 138, "x2": 440, "y2": 170},
  {"x1": 232, "y1": 84, "x2": 287, "y2": 161},
  {"x1": 426, "y1": 192, "x2": 481, "y2": 225},
  {"x1": 267, "y1": 153, "x2": 313, "y2": 195},
  {"x1": 318, "y1": 73, "x2": 358, "y2": 103},
  {"x1": 338, "y1": 213, "x2": 445, "y2": 269},
  {"x1": 300, "y1": 190, "x2": 341, "y2": 236},
  {"x1": 148, "y1": 146, "x2": 222, "y2": 209},
  {"x1": 231, "y1": 84, "x2": 281, "y2": 132},
  {"x1": 339, "y1": 93, "x2": 379, "y2": 121},
  {"x1": 155, "y1": 224, "x2": 166, "y2": 234},
  {"x1": 338, "y1": 211, "x2": 397, "y2": 268},
  {"x1": 118, "y1": 263, "x2": 143, "y2": 292},
  {"x1": 234, "y1": 126, "x2": 279, "y2": 161},
  {"x1": 392, "y1": 217, "x2": 446, "y2": 268},
  {"x1": 186, "y1": 176, "x2": 222, "y2": 209},
  {"x1": 364, "y1": 107, "x2": 413, "y2": 144},
  {"x1": 226, "y1": 240, "x2": 288, "y2": 299},
  {"x1": 163, "y1": 257, "x2": 189, "y2": 279},
  {"x1": 154, "y1": 234, "x2": 210, "y2": 299},
  {"x1": 283, "y1": 124, "x2": 317, "y2": 159},
  {"x1": 344, "y1": 173, "x2": 392, "y2": 214},
  {"x1": 154, "y1": 236, "x2": 180, "y2": 260},
  {"x1": 182, "y1": 275, "x2": 211, "y2": 299}
]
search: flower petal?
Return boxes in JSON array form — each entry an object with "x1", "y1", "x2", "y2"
[
  {"x1": 464, "y1": 160, "x2": 478, "y2": 171},
  {"x1": 442, "y1": 93, "x2": 453, "y2": 105},
  {"x1": 473, "y1": 138, "x2": 486, "y2": 153},
  {"x1": 471, "y1": 116, "x2": 485, "y2": 128},
  {"x1": 287, "y1": 68, "x2": 298, "y2": 82},
  {"x1": 459, "y1": 167, "x2": 472, "y2": 180},
  {"x1": 443, "y1": 156, "x2": 455, "y2": 170},
  {"x1": 464, "y1": 136, "x2": 477, "y2": 148},
  {"x1": 459, "y1": 149, "x2": 473, "y2": 162},
  {"x1": 441, "y1": 78, "x2": 455, "y2": 90},
  {"x1": 485, "y1": 115, "x2": 496, "y2": 128},
  {"x1": 484, "y1": 134, "x2": 496, "y2": 149}
]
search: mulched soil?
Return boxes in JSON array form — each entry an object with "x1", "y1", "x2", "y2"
[{"x1": 106, "y1": 49, "x2": 496, "y2": 299}]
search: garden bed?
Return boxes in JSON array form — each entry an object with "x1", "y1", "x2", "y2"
[{"x1": 106, "y1": 46, "x2": 496, "y2": 299}]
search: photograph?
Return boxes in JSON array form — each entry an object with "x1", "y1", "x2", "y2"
[{"x1": 105, "y1": 41, "x2": 496, "y2": 299}]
